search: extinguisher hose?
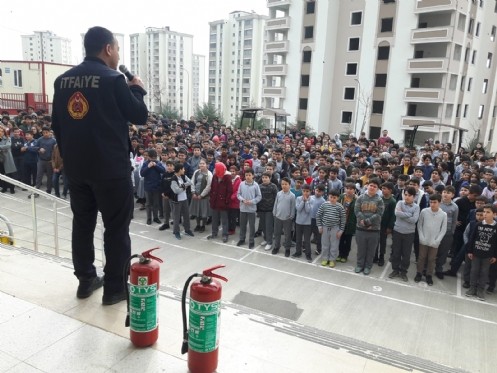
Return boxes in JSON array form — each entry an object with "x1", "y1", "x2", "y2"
[
  {"x1": 124, "y1": 254, "x2": 140, "y2": 327},
  {"x1": 181, "y1": 273, "x2": 200, "y2": 355}
]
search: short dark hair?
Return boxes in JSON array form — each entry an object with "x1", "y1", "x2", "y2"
[
  {"x1": 429, "y1": 193, "x2": 442, "y2": 202},
  {"x1": 483, "y1": 204, "x2": 497, "y2": 214},
  {"x1": 244, "y1": 168, "x2": 254, "y2": 176},
  {"x1": 281, "y1": 177, "x2": 291, "y2": 185},
  {"x1": 174, "y1": 162, "x2": 184, "y2": 173},
  {"x1": 443, "y1": 185, "x2": 455, "y2": 194},
  {"x1": 84, "y1": 26, "x2": 115, "y2": 57},
  {"x1": 404, "y1": 186, "x2": 417, "y2": 196},
  {"x1": 381, "y1": 182, "x2": 394, "y2": 191},
  {"x1": 329, "y1": 189, "x2": 340, "y2": 197}
]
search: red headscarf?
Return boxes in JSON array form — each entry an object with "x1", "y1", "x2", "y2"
[{"x1": 214, "y1": 162, "x2": 226, "y2": 178}]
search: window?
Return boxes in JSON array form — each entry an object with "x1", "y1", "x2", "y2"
[
  {"x1": 487, "y1": 52, "x2": 493, "y2": 68},
  {"x1": 381, "y1": 18, "x2": 394, "y2": 32},
  {"x1": 344, "y1": 87, "x2": 355, "y2": 100},
  {"x1": 375, "y1": 74, "x2": 387, "y2": 87},
  {"x1": 476, "y1": 22, "x2": 481, "y2": 37},
  {"x1": 383, "y1": 0, "x2": 395, "y2": 3},
  {"x1": 472, "y1": 50, "x2": 477, "y2": 64},
  {"x1": 460, "y1": 76, "x2": 466, "y2": 91},
  {"x1": 372, "y1": 101, "x2": 384, "y2": 114},
  {"x1": 463, "y1": 104, "x2": 469, "y2": 118},
  {"x1": 378, "y1": 46, "x2": 390, "y2": 60},
  {"x1": 299, "y1": 98, "x2": 308, "y2": 110},
  {"x1": 348, "y1": 38, "x2": 360, "y2": 51},
  {"x1": 464, "y1": 47, "x2": 470, "y2": 62},
  {"x1": 306, "y1": 1, "x2": 315, "y2": 14},
  {"x1": 494, "y1": 105, "x2": 497, "y2": 117},
  {"x1": 341, "y1": 111, "x2": 352, "y2": 124},
  {"x1": 303, "y1": 50, "x2": 312, "y2": 63},
  {"x1": 478, "y1": 105, "x2": 485, "y2": 119},
  {"x1": 483, "y1": 79, "x2": 489, "y2": 93},
  {"x1": 467, "y1": 77, "x2": 472, "y2": 91},
  {"x1": 411, "y1": 77, "x2": 420, "y2": 88},
  {"x1": 407, "y1": 104, "x2": 417, "y2": 116},
  {"x1": 0, "y1": 68, "x2": 2, "y2": 87},
  {"x1": 351, "y1": 11, "x2": 362, "y2": 25},
  {"x1": 304, "y1": 26, "x2": 314, "y2": 39},
  {"x1": 456, "y1": 104, "x2": 461, "y2": 117},
  {"x1": 301, "y1": 74, "x2": 310, "y2": 87},
  {"x1": 14, "y1": 69, "x2": 22, "y2": 87},
  {"x1": 346, "y1": 63, "x2": 357, "y2": 75},
  {"x1": 468, "y1": 18, "x2": 474, "y2": 34},
  {"x1": 492, "y1": 26, "x2": 496, "y2": 41}
]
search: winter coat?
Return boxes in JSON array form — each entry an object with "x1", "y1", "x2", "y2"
[
  {"x1": 0, "y1": 136, "x2": 17, "y2": 174},
  {"x1": 230, "y1": 176, "x2": 241, "y2": 209},
  {"x1": 210, "y1": 172, "x2": 233, "y2": 210}
]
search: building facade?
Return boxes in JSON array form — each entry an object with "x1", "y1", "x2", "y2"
[
  {"x1": 263, "y1": 0, "x2": 497, "y2": 151},
  {"x1": 130, "y1": 27, "x2": 194, "y2": 117},
  {"x1": 208, "y1": 11, "x2": 267, "y2": 125},
  {"x1": 192, "y1": 54, "x2": 206, "y2": 112},
  {"x1": 21, "y1": 31, "x2": 72, "y2": 65}
]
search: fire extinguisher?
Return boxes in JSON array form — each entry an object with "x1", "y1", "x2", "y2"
[
  {"x1": 181, "y1": 265, "x2": 228, "y2": 373},
  {"x1": 124, "y1": 247, "x2": 163, "y2": 347}
]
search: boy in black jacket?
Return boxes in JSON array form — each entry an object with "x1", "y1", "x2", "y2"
[
  {"x1": 159, "y1": 160, "x2": 175, "y2": 231},
  {"x1": 466, "y1": 204, "x2": 497, "y2": 301}
]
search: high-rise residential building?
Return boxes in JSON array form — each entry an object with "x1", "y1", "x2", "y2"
[
  {"x1": 130, "y1": 27, "x2": 194, "y2": 117},
  {"x1": 192, "y1": 54, "x2": 206, "y2": 112},
  {"x1": 263, "y1": 0, "x2": 497, "y2": 151},
  {"x1": 22, "y1": 31, "x2": 72, "y2": 64},
  {"x1": 208, "y1": 11, "x2": 267, "y2": 125}
]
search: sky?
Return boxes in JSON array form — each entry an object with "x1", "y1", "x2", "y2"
[{"x1": 0, "y1": 0, "x2": 268, "y2": 65}]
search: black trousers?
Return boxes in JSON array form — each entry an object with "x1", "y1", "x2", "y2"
[{"x1": 69, "y1": 176, "x2": 133, "y2": 293}]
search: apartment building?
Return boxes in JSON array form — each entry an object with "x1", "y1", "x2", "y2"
[
  {"x1": 208, "y1": 11, "x2": 267, "y2": 125},
  {"x1": 21, "y1": 31, "x2": 72, "y2": 65},
  {"x1": 192, "y1": 54, "x2": 206, "y2": 112},
  {"x1": 263, "y1": 0, "x2": 497, "y2": 151},
  {"x1": 130, "y1": 27, "x2": 194, "y2": 116}
]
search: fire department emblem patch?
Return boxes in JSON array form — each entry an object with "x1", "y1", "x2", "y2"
[{"x1": 67, "y1": 91, "x2": 89, "y2": 120}]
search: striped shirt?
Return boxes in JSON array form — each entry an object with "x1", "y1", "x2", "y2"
[{"x1": 316, "y1": 202, "x2": 346, "y2": 231}]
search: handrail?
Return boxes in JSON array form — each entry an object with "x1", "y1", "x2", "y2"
[{"x1": 0, "y1": 173, "x2": 104, "y2": 264}]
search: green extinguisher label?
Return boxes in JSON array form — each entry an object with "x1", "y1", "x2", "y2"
[
  {"x1": 188, "y1": 299, "x2": 221, "y2": 353},
  {"x1": 130, "y1": 276, "x2": 158, "y2": 333}
]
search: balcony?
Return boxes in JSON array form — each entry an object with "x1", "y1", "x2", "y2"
[
  {"x1": 401, "y1": 116, "x2": 449, "y2": 129},
  {"x1": 263, "y1": 64, "x2": 288, "y2": 75},
  {"x1": 407, "y1": 58, "x2": 448, "y2": 73},
  {"x1": 265, "y1": 40, "x2": 289, "y2": 53},
  {"x1": 267, "y1": 0, "x2": 291, "y2": 8},
  {"x1": 263, "y1": 87, "x2": 286, "y2": 97},
  {"x1": 414, "y1": 0, "x2": 457, "y2": 13},
  {"x1": 404, "y1": 88, "x2": 444, "y2": 103},
  {"x1": 411, "y1": 26, "x2": 454, "y2": 44},
  {"x1": 266, "y1": 17, "x2": 291, "y2": 31}
]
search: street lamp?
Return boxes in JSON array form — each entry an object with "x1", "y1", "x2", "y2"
[
  {"x1": 353, "y1": 78, "x2": 361, "y2": 138},
  {"x1": 181, "y1": 67, "x2": 190, "y2": 118}
]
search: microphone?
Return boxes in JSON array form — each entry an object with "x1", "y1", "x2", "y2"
[{"x1": 119, "y1": 65, "x2": 135, "y2": 81}]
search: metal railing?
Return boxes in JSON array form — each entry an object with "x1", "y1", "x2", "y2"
[{"x1": 0, "y1": 174, "x2": 104, "y2": 265}]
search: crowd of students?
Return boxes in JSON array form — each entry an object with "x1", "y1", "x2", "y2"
[
  {"x1": 130, "y1": 117, "x2": 497, "y2": 301},
  {"x1": 2, "y1": 109, "x2": 496, "y2": 301}
]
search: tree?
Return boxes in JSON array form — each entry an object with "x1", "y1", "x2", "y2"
[
  {"x1": 194, "y1": 103, "x2": 225, "y2": 124},
  {"x1": 162, "y1": 104, "x2": 180, "y2": 121},
  {"x1": 463, "y1": 122, "x2": 486, "y2": 153}
]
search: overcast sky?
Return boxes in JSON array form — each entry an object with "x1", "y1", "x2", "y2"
[{"x1": 0, "y1": 0, "x2": 268, "y2": 65}]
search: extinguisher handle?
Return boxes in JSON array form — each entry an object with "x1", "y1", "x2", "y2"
[
  {"x1": 142, "y1": 247, "x2": 163, "y2": 263},
  {"x1": 203, "y1": 265, "x2": 228, "y2": 282}
]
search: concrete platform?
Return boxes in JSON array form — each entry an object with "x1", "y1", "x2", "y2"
[{"x1": 0, "y1": 189, "x2": 492, "y2": 372}]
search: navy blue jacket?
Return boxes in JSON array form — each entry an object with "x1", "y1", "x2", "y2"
[
  {"x1": 52, "y1": 57, "x2": 148, "y2": 180},
  {"x1": 140, "y1": 160, "x2": 165, "y2": 192}
]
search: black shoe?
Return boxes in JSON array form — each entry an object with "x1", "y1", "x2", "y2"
[
  {"x1": 102, "y1": 291, "x2": 127, "y2": 305},
  {"x1": 285, "y1": 250, "x2": 290, "y2": 258},
  {"x1": 190, "y1": 215, "x2": 196, "y2": 220},
  {"x1": 0, "y1": 188, "x2": 6, "y2": 193},
  {"x1": 462, "y1": 281, "x2": 470, "y2": 289},
  {"x1": 443, "y1": 270, "x2": 456, "y2": 277},
  {"x1": 206, "y1": 217, "x2": 212, "y2": 224},
  {"x1": 184, "y1": 230, "x2": 195, "y2": 237},
  {"x1": 146, "y1": 219, "x2": 152, "y2": 225},
  {"x1": 314, "y1": 248, "x2": 321, "y2": 255},
  {"x1": 400, "y1": 272, "x2": 408, "y2": 282},
  {"x1": 222, "y1": 235, "x2": 228, "y2": 243},
  {"x1": 153, "y1": 218, "x2": 162, "y2": 224},
  {"x1": 426, "y1": 275, "x2": 434, "y2": 286},
  {"x1": 373, "y1": 256, "x2": 379, "y2": 264},
  {"x1": 159, "y1": 223, "x2": 170, "y2": 231},
  {"x1": 291, "y1": 253, "x2": 302, "y2": 258},
  {"x1": 248, "y1": 243, "x2": 255, "y2": 250},
  {"x1": 271, "y1": 248, "x2": 279, "y2": 255},
  {"x1": 207, "y1": 234, "x2": 218, "y2": 240},
  {"x1": 237, "y1": 240, "x2": 245, "y2": 246},
  {"x1": 414, "y1": 273, "x2": 422, "y2": 283},
  {"x1": 9, "y1": 189, "x2": 15, "y2": 194},
  {"x1": 388, "y1": 270, "x2": 399, "y2": 279},
  {"x1": 435, "y1": 272, "x2": 444, "y2": 280},
  {"x1": 193, "y1": 225, "x2": 201, "y2": 232},
  {"x1": 254, "y1": 231, "x2": 262, "y2": 238},
  {"x1": 77, "y1": 276, "x2": 104, "y2": 299},
  {"x1": 306, "y1": 255, "x2": 312, "y2": 263},
  {"x1": 378, "y1": 256, "x2": 385, "y2": 267},
  {"x1": 487, "y1": 286, "x2": 495, "y2": 294},
  {"x1": 199, "y1": 226, "x2": 205, "y2": 233}
]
